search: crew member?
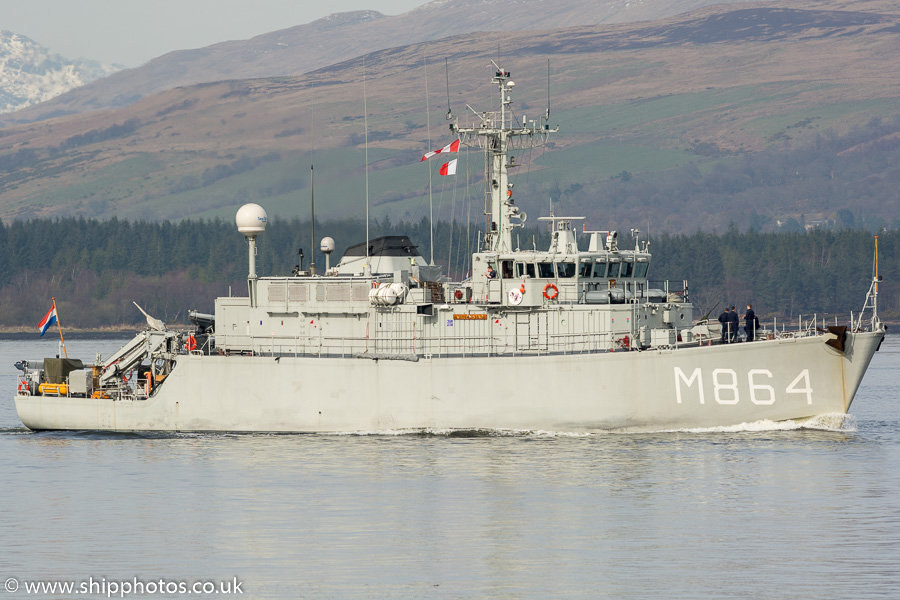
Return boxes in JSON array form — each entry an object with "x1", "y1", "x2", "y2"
[
  {"x1": 718, "y1": 306, "x2": 731, "y2": 343},
  {"x1": 743, "y1": 304, "x2": 758, "y2": 342},
  {"x1": 728, "y1": 306, "x2": 740, "y2": 342}
]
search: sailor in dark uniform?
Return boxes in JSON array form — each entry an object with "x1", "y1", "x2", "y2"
[
  {"x1": 743, "y1": 304, "x2": 757, "y2": 342},
  {"x1": 718, "y1": 307, "x2": 731, "y2": 343},
  {"x1": 728, "y1": 306, "x2": 739, "y2": 342}
]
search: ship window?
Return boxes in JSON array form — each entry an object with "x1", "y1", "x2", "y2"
[
  {"x1": 606, "y1": 263, "x2": 620, "y2": 278},
  {"x1": 501, "y1": 260, "x2": 514, "y2": 279},
  {"x1": 557, "y1": 262, "x2": 576, "y2": 278},
  {"x1": 538, "y1": 262, "x2": 555, "y2": 278},
  {"x1": 516, "y1": 262, "x2": 535, "y2": 278},
  {"x1": 592, "y1": 263, "x2": 607, "y2": 278},
  {"x1": 621, "y1": 261, "x2": 633, "y2": 277},
  {"x1": 634, "y1": 263, "x2": 649, "y2": 278}
]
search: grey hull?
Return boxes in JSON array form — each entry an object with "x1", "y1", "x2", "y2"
[{"x1": 15, "y1": 330, "x2": 883, "y2": 433}]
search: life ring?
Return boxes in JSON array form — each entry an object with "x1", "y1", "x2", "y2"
[
  {"x1": 543, "y1": 283, "x2": 559, "y2": 300},
  {"x1": 187, "y1": 335, "x2": 197, "y2": 351},
  {"x1": 17, "y1": 380, "x2": 29, "y2": 394},
  {"x1": 454, "y1": 289, "x2": 463, "y2": 301},
  {"x1": 123, "y1": 371, "x2": 132, "y2": 382}
]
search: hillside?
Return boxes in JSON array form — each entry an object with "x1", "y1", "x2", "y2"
[
  {"x1": 0, "y1": 0, "x2": 899, "y2": 233},
  {"x1": 0, "y1": 0, "x2": 752, "y2": 126}
]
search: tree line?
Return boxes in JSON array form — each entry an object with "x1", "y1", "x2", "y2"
[{"x1": 0, "y1": 217, "x2": 894, "y2": 329}]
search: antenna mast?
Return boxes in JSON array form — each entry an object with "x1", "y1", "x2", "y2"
[
  {"x1": 445, "y1": 57, "x2": 453, "y2": 120},
  {"x1": 309, "y1": 164, "x2": 316, "y2": 275},
  {"x1": 363, "y1": 58, "x2": 370, "y2": 275},
  {"x1": 547, "y1": 59, "x2": 551, "y2": 119},
  {"x1": 423, "y1": 51, "x2": 434, "y2": 265},
  {"x1": 450, "y1": 63, "x2": 557, "y2": 253},
  {"x1": 309, "y1": 83, "x2": 317, "y2": 276}
]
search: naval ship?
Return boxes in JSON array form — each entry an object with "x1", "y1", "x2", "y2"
[{"x1": 13, "y1": 65, "x2": 886, "y2": 433}]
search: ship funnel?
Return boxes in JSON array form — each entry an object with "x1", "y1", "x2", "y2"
[{"x1": 236, "y1": 203, "x2": 268, "y2": 306}]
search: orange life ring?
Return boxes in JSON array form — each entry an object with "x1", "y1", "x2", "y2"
[
  {"x1": 454, "y1": 289, "x2": 463, "y2": 301},
  {"x1": 17, "y1": 380, "x2": 29, "y2": 394},
  {"x1": 187, "y1": 335, "x2": 197, "y2": 351},
  {"x1": 543, "y1": 283, "x2": 559, "y2": 300}
]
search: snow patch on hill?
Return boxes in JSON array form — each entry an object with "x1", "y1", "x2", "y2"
[{"x1": 0, "y1": 31, "x2": 122, "y2": 114}]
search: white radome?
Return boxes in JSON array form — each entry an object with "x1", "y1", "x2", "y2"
[
  {"x1": 235, "y1": 203, "x2": 268, "y2": 236},
  {"x1": 320, "y1": 237, "x2": 335, "y2": 254}
]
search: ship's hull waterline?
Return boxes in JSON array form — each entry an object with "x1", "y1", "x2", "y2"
[{"x1": 15, "y1": 331, "x2": 882, "y2": 433}]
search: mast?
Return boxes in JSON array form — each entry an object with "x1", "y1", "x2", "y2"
[
  {"x1": 451, "y1": 62, "x2": 556, "y2": 253},
  {"x1": 309, "y1": 164, "x2": 316, "y2": 276}
]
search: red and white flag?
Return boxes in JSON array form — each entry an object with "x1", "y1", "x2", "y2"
[
  {"x1": 421, "y1": 138, "x2": 460, "y2": 162},
  {"x1": 439, "y1": 159, "x2": 458, "y2": 176}
]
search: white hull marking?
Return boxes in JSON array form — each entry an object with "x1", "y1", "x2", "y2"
[
  {"x1": 675, "y1": 367, "x2": 815, "y2": 406},
  {"x1": 748, "y1": 369, "x2": 775, "y2": 405},
  {"x1": 713, "y1": 368, "x2": 740, "y2": 405},
  {"x1": 786, "y1": 369, "x2": 814, "y2": 405},
  {"x1": 674, "y1": 367, "x2": 704, "y2": 404}
]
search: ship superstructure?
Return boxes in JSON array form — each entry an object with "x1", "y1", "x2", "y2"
[{"x1": 12, "y1": 64, "x2": 885, "y2": 433}]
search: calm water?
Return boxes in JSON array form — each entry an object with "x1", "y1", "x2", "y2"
[{"x1": 1, "y1": 336, "x2": 898, "y2": 599}]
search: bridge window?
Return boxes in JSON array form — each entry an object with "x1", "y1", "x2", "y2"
[
  {"x1": 538, "y1": 262, "x2": 555, "y2": 278},
  {"x1": 580, "y1": 262, "x2": 592, "y2": 277},
  {"x1": 501, "y1": 260, "x2": 513, "y2": 279},
  {"x1": 621, "y1": 261, "x2": 633, "y2": 277},
  {"x1": 634, "y1": 263, "x2": 649, "y2": 278},
  {"x1": 592, "y1": 263, "x2": 607, "y2": 278},
  {"x1": 606, "y1": 263, "x2": 620, "y2": 278},
  {"x1": 516, "y1": 262, "x2": 535, "y2": 278},
  {"x1": 557, "y1": 262, "x2": 576, "y2": 278}
]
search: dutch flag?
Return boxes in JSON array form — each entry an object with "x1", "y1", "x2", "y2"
[{"x1": 38, "y1": 305, "x2": 57, "y2": 337}]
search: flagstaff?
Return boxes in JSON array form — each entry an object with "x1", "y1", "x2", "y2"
[
  {"x1": 54, "y1": 299, "x2": 68, "y2": 359},
  {"x1": 38, "y1": 298, "x2": 67, "y2": 358}
]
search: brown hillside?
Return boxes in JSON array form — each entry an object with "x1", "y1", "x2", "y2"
[
  {"x1": 0, "y1": 0, "x2": 756, "y2": 127},
  {"x1": 0, "y1": 0, "x2": 898, "y2": 230}
]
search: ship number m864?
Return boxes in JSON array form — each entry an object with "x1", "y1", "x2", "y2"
[{"x1": 674, "y1": 368, "x2": 813, "y2": 405}]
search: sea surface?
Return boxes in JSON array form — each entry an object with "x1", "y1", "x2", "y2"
[{"x1": 0, "y1": 335, "x2": 898, "y2": 599}]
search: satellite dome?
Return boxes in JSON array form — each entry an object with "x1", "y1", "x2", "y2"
[
  {"x1": 320, "y1": 237, "x2": 335, "y2": 253},
  {"x1": 236, "y1": 204, "x2": 268, "y2": 236}
]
